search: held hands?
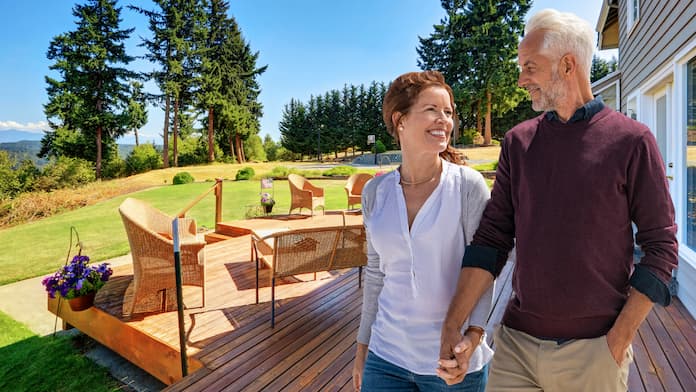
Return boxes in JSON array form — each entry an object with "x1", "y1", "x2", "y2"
[{"x1": 437, "y1": 325, "x2": 480, "y2": 385}]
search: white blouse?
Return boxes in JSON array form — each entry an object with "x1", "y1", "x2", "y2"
[{"x1": 360, "y1": 160, "x2": 494, "y2": 375}]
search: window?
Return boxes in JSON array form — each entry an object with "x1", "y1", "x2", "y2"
[
  {"x1": 685, "y1": 57, "x2": 696, "y2": 251},
  {"x1": 627, "y1": 0, "x2": 640, "y2": 31}
]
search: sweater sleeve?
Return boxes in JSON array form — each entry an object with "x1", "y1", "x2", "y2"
[
  {"x1": 461, "y1": 167, "x2": 495, "y2": 328},
  {"x1": 462, "y1": 135, "x2": 516, "y2": 276},
  {"x1": 627, "y1": 132, "x2": 678, "y2": 306},
  {"x1": 356, "y1": 179, "x2": 385, "y2": 345}
]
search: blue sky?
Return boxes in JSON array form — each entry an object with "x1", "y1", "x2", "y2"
[{"x1": 0, "y1": 0, "x2": 616, "y2": 144}]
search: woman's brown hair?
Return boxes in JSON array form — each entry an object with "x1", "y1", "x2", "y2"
[{"x1": 382, "y1": 70, "x2": 463, "y2": 165}]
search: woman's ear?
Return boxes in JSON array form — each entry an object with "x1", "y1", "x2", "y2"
[{"x1": 392, "y1": 112, "x2": 404, "y2": 131}]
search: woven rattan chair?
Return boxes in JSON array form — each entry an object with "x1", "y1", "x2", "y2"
[
  {"x1": 288, "y1": 173, "x2": 325, "y2": 215},
  {"x1": 253, "y1": 225, "x2": 366, "y2": 327},
  {"x1": 119, "y1": 198, "x2": 206, "y2": 316},
  {"x1": 344, "y1": 173, "x2": 373, "y2": 210}
]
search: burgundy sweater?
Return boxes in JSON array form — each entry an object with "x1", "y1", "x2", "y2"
[{"x1": 463, "y1": 106, "x2": 678, "y2": 339}]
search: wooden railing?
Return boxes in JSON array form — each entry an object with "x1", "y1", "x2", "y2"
[{"x1": 176, "y1": 178, "x2": 223, "y2": 224}]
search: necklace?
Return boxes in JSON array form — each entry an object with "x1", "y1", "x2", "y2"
[
  {"x1": 400, "y1": 175, "x2": 436, "y2": 186},
  {"x1": 399, "y1": 167, "x2": 439, "y2": 186}
]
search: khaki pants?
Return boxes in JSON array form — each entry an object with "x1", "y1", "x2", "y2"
[{"x1": 486, "y1": 325, "x2": 633, "y2": 392}]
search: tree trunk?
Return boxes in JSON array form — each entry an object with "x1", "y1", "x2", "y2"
[
  {"x1": 228, "y1": 134, "x2": 234, "y2": 158},
  {"x1": 96, "y1": 125, "x2": 103, "y2": 179},
  {"x1": 235, "y1": 133, "x2": 244, "y2": 163},
  {"x1": 163, "y1": 95, "x2": 170, "y2": 168},
  {"x1": 134, "y1": 128, "x2": 139, "y2": 146},
  {"x1": 484, "y1": 90, "x2": 492, "y2": 146},
  {"x1": 476, "y1": 100, "x2": 483, "y2": 140},
  {"x1": 172, "y1": 97, "x2": 179, "y2": 167},
  {"x1": 207, "y1": 107, "x2": 214, "y2": 162}
]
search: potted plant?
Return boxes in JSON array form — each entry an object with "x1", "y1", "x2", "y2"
[
  {"x1": 260, "y1": 192, "x2": 276, "y2": 214},
  {"x1": 42, "y1": 255, "x2": 113, "y2": 311}
]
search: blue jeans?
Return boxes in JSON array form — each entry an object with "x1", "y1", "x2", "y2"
[{"x1": 362, "y1": 351, "x2": 488, "y2": 391}]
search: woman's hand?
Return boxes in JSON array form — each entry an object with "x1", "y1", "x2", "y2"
[{"x1": 352, "y1": 343, "x2": 369, "y2": 391}]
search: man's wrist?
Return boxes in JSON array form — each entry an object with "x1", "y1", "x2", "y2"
[{"x1": 464, "y1": 325, "x2": 485, "y2": 347}]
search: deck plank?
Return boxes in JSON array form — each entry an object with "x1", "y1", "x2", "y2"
[{"x1": 45, "y1": 227, "x2": 696, "y2": 391}]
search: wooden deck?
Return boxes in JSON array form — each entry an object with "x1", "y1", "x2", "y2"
[{"x1": 48, "y1": 234, "x2": 696, "y2": 391}]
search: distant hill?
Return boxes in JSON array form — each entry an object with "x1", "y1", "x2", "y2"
[
  {"x1": 0, "y1": 140, "x2": 139, "y2": 167},
  {"x1": 0, "y1": 129, "x2": 45, "y2": 143}
]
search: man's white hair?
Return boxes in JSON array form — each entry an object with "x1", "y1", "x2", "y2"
[{"x1": 525, "y1": 9, "x2": 595, "y2": 77}]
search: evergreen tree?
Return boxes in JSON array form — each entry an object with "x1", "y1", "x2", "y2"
[
  {"x1": 43, "y1": 0, "x2": 136, "y2": 178},
  {"x1": 591, "y1": 55, "x2": 618, "y2": 82},
  {"x1": 124, "y1": 80, "x2": 148, "y2": 146},
  {"x1": 418, "y1": 0, "x2": 530, "y2": 144},
  {"x1": 262, "y1": 134, "x2": 279, "y2": 161},
  {"x1": 199, "y1": 0, "x2": 267, "y2": 164}
]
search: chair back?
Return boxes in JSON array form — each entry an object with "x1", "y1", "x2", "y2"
[
  {"x1": 271, "y1": 227, "x2": 341, "y2": 277},
  {"x1": 345, "y1": 173, "x2": 374, "y2": 209}
]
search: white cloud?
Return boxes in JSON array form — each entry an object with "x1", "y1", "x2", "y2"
[{"x1": 0, "y1": 120, "x2": 49, "y2": 132}]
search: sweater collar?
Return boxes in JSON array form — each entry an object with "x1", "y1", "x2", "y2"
[{"x1": 545, "y1": 96, "x2": 605, "y2": 123}]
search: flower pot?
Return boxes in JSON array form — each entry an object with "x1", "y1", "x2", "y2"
[
  {"x1": 263, "y1": 204, "x2": 274, "y2": 214},
  {"x1": 67, "y1": 292, "x2": 96, "y2": 311}
]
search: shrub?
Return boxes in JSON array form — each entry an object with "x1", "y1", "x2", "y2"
[
  {"x1": 125, "y1": 144, "x2": 162, "y2": 175},
  {"x1": 101, "y1": 156, "x2": 126, "y2": 179},
  {"x1": 172, "y1": 172, "x2": 195, "y2": 185},
  {"x1": 458, "y1": 128, "x2": 482, "y2": 146},
  {"x1": 275, "y1": 146, "x2": 295, "y2": 161},
  {"x1": 269, "y1": 166, "x2": 290, "y2": 178},
  {"x1": 235, "y1": 167, "x2": 255, "y2": 181},
  {"x1": 35, "y1": 156, "x2": 95, "y2": 192},
  {"x1": 372, "y1": 140, "x2": 387, "y2": 154},
  {"x1": 323, "y1": 166, "x2": 357, "y2": 176}
]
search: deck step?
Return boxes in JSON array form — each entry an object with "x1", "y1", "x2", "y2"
[{"x1": 204, "y1": 232, "x2": 238, "y2": 243}]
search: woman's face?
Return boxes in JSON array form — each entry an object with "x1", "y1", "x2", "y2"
[{"x1": 397, "y1": 86, "x2": 453, "y2": 154}]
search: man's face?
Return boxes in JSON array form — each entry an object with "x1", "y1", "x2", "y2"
[{"x1": 517, "y1": 30, "x2": 566, "y2": 112}]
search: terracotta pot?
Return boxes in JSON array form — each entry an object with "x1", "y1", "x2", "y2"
[{"x1": 68, "y1": 292, "x2": 96, "y2": 311}]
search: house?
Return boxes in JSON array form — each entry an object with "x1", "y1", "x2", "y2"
[{"x1": 593, "y1": 0, "x2": 696, "y2": 317}]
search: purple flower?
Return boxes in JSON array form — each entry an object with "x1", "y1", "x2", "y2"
[{"x1": 41, "y1": 255, "x2": 112, "y2": 299}]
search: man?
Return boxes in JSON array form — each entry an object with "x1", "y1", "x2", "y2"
[{"x1": 436, "y1": 8, "x2": 678, "y2": 391}]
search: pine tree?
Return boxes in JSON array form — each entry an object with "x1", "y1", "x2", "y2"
[
  {"x1": 418, "y1": 0, "x2": 530, "y2": 144},
  {"x1": 44, "y1": 0, "x2": 136, "y2": 178},
  {"x1": 125, "y1": 80, "x2": 148, "y2": 146}
]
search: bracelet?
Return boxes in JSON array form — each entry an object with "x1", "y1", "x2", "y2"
[{"x1": 465, "y1": 325, "x2": 485, "y2": 344}]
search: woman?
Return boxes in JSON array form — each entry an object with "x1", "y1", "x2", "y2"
[{"x1": 352, "y1": 71, "x2": 494, "y2": 391}]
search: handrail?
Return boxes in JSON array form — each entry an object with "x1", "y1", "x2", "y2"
[{"x1": 177, "y1": 178, "x2": 223, "y2": 224}]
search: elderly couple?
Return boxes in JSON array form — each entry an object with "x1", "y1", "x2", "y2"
[{"x1": 351, "y1": 8, "x2": 678, "y2": 392}]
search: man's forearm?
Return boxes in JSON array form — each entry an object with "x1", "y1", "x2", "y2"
[
  {"x1": 443, "y1": 267, "x2": 495, "y2": 330},
  {"x1": 609, "y1": 287, "x2": 655, "y2": 347}
]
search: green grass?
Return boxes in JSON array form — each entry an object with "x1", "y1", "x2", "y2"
[
  {"x1": 0, "y1": 311, "x2": 120, "y2": 391},
  {"x1": 0, "y1": 178, "x2": 372, "y2": 285},
  {"x1": 471, "y1": 161, "x2": 498, "y2": 171}
]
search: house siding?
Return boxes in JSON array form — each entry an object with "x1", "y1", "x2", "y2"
[{"x1": 618, "y1": 0, "x2": 696, "y2": 111}]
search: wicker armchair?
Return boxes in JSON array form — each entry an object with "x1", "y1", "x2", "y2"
[
  {"x1": 118, "y1": 198, "x2": 206, "y2": 316},
  {"x1": 253, "y1": 225, "x2": 366, "y2": 327},
  {"x1": 288, "y1": 173, "x2": 325, "y2": 215},
  {"x1": 344, "y1": 173, "x2": 373, "y2": 210}
]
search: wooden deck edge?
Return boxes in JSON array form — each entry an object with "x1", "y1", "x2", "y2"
[{"x1": 47, "y1": 296, "x2": 204, "y2": 385}]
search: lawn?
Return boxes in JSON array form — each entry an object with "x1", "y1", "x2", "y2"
[
  {"x1": 0, "y1": 311, "x2": 120, "y2": 391},
  {"x1": 0, "y1": 178, "x2": 360, "y2": 285},
  {"x1": 1, "y1": 149, "x2": 500, "y2": 286}
]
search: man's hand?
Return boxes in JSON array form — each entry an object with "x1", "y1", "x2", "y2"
[
  {"x1": 437, "y1": 325, "x2": 478, "y2": 385},
  {"x1": 352, "y1": 343, "x2": 369, "y2": 391},
  {"x1": 606, "y1": 326, "x2": 632, "y2": 366}
]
